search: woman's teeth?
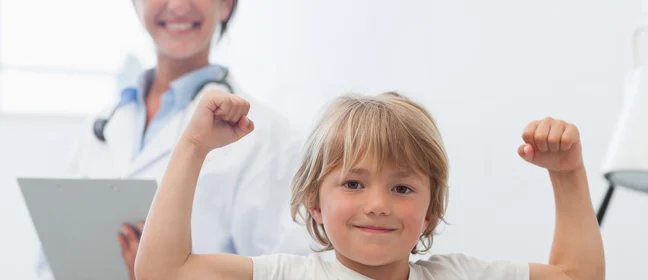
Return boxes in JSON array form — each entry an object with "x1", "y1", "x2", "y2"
[{"x1": 166, "y1": 23, "x2": 193, "y2": 31}]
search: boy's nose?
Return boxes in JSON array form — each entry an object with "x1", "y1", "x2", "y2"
[{"x1": 363, "y1": 188, "x2": 392, "y2": 216}]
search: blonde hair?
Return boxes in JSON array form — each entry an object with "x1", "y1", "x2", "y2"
[{"x1": 290, "y1": 92, "x2": 449, "y2": 254}]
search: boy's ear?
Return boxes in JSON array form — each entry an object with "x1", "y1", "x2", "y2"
[
  {"x1": 309, "y1": 207, "x2": 323, "y2": 224},
  {"x1": 422, "y1": 212, "x2": 433, "y2": 233},
  {"x1": 307, "y1": 192, "x2": 323, "y2": 224}
]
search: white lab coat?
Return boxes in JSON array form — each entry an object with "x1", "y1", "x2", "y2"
[{"x1": 66, "y1": 77, "x2": 314, "y2": 256}]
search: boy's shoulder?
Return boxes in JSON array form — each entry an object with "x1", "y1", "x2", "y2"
[{"x1": 409, "y1": 253, "x2": 530, "y2": 280}]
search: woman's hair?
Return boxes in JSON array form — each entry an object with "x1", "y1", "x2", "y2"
[
  {"x1": 290, "y1": 92, "x2": 450, "y2": 254},
  {"x1": 221, "y1": 0, "x2": 238, "y2": 35}
]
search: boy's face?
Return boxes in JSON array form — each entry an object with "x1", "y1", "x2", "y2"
[
  {"x1": 311, "y1": 154, "x2": 432, "y2": 267},
  {"x1": 132, "y1": 0, "x2": 232, "y2": 59}
]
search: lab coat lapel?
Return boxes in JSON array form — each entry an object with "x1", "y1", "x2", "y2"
[
  {"x1": 127, "y1": 111, "x2": 185, "y2": 177},
  {"x1": 103, "y1": 103, "x2": 137, "y2": 177},
  {"x1": 125, "y1": 82, "x2": 224, "y2": 177}
]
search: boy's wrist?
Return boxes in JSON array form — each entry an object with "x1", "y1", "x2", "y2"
[
  {"x1": 548, "y1": 164, "x2": 589, "y2": 192},
  {"x1": 548, "y1": 164, "x2": 586, "y2": 177},
  {"x1": 177, "y1": 136, "x2": 211, "y2": 159}
]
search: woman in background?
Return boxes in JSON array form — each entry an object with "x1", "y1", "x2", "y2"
[{"x1": 38, "y1": 1, "x2": 312, "y2": 279}]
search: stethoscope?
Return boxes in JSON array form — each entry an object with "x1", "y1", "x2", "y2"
[{"x1": 93, "y1": 67, "x2": 234, "y2": 142}]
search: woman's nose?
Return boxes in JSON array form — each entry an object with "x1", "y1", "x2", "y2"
[{"x1": 166, "y1": 0, "x2": 192, "y2": 16}]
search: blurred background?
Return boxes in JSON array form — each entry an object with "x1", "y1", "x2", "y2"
[{"x1": 1, "y1": 0, "x2": 646, "y2": 278}]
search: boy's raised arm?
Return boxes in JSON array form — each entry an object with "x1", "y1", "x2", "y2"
[
  {"x1": 135, "y1": 90, "x2": 256, "y2": 280},
  {"x1": 518, "y1": 118, "x2": 605, "y2": 280}
]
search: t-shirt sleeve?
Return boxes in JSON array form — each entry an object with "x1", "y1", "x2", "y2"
[
  {"x1": 419, "y1": 254, "x2": 530, "y2": 280},
  {"x1": 251, "y1": 254, "x2": 312, "y2": 280}
]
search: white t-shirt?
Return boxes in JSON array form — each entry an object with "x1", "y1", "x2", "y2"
[{"x1": 252, "y1": 253, "x2": 529, "y2": 280}]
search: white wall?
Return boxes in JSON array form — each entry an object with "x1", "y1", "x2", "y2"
[
  {"x1": 0, "y1": 115, "x2": 84, "y2": 279},
  {"x1": 1, "y1": 0, "x2": 646, "y2": 279}
]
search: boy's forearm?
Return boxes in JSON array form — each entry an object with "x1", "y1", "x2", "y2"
[
  {"x1": 548, "y1": 165, "x2": 605, "y2": 279},
  {"x1": 135, "y1": 140, "x2": 209, "y2": 280}
]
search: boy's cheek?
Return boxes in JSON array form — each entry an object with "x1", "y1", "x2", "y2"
[{"x1": 397, "y1": 204, "x2": 430, "y2": 233}]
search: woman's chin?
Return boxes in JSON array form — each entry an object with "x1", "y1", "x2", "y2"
[{"x1": 156, "y1": 44, "x2": 209, "y2": 61}]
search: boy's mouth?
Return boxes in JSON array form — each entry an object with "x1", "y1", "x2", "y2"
[{"x1": 354, "y1": 225, "x2": 397, "y2": 234}]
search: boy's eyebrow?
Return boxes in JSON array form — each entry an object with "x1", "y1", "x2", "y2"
[
  {"x1": 349, "y1": 167, "x2": 369, "y2": 175},
  {"x1": 348, "y1": 168, "x2": 418, "y2": 179},
  {"x1": 392, "y1": 171, "x2": 414, "y2": 178}
]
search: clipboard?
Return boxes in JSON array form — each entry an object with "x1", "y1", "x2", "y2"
[{"x1": 17, "y1": 178, "x2": 157, "y2": 280}]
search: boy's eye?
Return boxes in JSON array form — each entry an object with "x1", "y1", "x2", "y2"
[
  {"x1": 393, "y1": 185, "x2": 412, "y2": 194},
  {"x1": 343, "y1": 181, "x2": 363, "y2": 189}
]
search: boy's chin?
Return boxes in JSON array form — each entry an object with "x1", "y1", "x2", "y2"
[{"x1": 346, "y1": 246, "x2": 407, "y2": 266}]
